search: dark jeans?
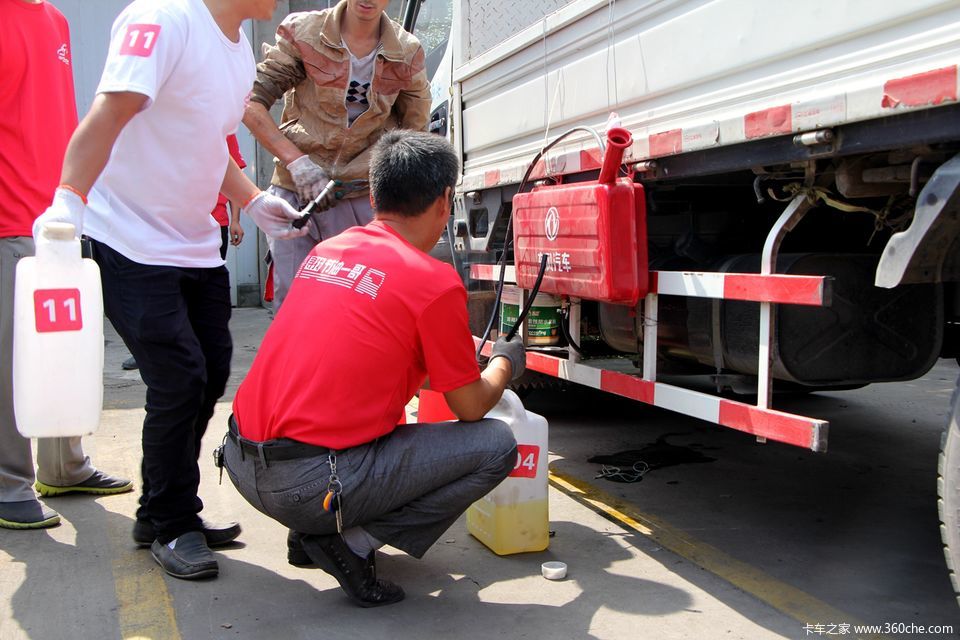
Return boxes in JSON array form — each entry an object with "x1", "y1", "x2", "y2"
[{"x1": 92, "y1": 239, "x2": 232, "y2": 543}]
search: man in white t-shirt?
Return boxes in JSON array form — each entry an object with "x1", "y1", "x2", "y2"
[
  {"x1": 243, "y1": 0, "x2": 432, "y2": 310},
  {"x1": 33, "y1": 0, "x2": 306, "y2": 580}
]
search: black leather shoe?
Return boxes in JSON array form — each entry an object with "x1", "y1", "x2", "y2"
[
  {"x1": 287, "y1": 530, "x2": 315, "y2": 567},
  {"x1": 150, "y1": 531, "x2": 218, "y2": 580},
  {"x1": 300, "y1": 533, "x2": 405, "y2": 607},
  {"x1": 134, "y1": 519, "x2": 241, "y2": 548}
]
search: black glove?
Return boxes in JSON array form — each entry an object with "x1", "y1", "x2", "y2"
[{"x1": 491, "y1": 336, "x2": 526, "y2": 380}]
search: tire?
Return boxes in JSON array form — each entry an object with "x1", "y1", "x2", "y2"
[{"x1": 937, "y1": 373, "x2": 960, "y2": 607}]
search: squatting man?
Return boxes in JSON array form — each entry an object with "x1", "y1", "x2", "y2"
[{"x1": 224, "y1": 130, "x2": 527, "y2": 607}]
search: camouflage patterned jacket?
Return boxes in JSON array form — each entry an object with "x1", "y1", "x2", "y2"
[{"x1": 250, "y1": 1, "x2": 432, "y2": 196}]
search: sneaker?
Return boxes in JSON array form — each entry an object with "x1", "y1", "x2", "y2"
[
  {"x1": 35, "y1": 470, "x2": 133, "y2": 497},
  {"x1": 133, "y1": 518, "x2": 241, "y2": 548},
  {"x1": 121, "y1": 356, "x2": 139, "y2": 370},
  {"x1": 287, "y1": 530, "x2": 315, "y2": 567},
  {"x1": 0, "y1": 499, "x2": 61, "y2": 530},
  {"x1": 150, "y1": 531, "x2": 219, "y2": 580},
  {"x1": 300, "y1": 533, "x2": 405, "y2": 607}
]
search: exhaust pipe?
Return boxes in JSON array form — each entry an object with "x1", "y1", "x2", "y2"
[{"x1": 597, "y1": 127, "x2": 633, "y2": 185}]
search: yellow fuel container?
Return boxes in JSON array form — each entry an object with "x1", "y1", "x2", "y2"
[{"x1": 467, "y1": 390, "x2": 549, "y2": 555}]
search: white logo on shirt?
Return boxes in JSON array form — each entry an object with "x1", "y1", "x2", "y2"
[
  {"x1": 296, "y1": 256, "x2": 386, "y2": 299},
  {"x1": 57, "y1": 44, "x2": 70, "y2": 66}
]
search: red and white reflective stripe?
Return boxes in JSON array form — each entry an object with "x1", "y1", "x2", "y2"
[
  {"x1": 744, "y1": 104, "x2": 793, "y2": 140},
  {"x1": 462, "y1": 147, "x2": 607, "y2": 191},
  {"x1": 792, "y1": 95, "x2": 847, "y2": 131},
  {"x1": 649, "y1": 129, "x2": 683, "y2": 156},
  {"x1": 476, "y1": 338, "x2": 829, "y2": 451},
  {"x1": 469, "y1": 265, "x2": 830, "y2": 306},
  {"x1": 533, "y1": 148, "x2": 605, "y2": 180},
  {"x1": 651, "y1": 271, "x2": 830, "y2": 306},
  {"x1": 882, "y1": 66, "x2": 958, "y2": 109},
  {"x1": 459, "y1": 64, "x2": 959, "y2": 188},
  {"x1": 470, "y1": 263, "x2": 512, "y2": 282}
]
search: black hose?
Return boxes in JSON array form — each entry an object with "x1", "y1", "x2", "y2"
[
  {"x1": 505, "y1": 254, "x2": 549, "y2": 341},
  {"x1": 475, "y1": 126, "x2": 606, "y2": 360},
  {"x1": 475, "y1": 230, "x2": 511, "y2": 359},
  {"x1": 558, "y1": 306, "x2": 584, "y2": 355}
]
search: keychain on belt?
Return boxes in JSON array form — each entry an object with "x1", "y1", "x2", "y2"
[
  {"x1": 213, "y1": 434, "x2": 227, "y2": 485},
  {"x1": 322, "y1": 453, "x2": 344, "y2": 533}
]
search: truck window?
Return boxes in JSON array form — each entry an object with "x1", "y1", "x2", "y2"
[
  {"x1": 385, "y1": 0, "x2": 405, "y2": 22},
  {"x1": 412, "y1": 0, "x2": 453, "y2": 81}
]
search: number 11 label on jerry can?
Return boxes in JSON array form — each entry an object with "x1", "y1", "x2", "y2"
[
  {"x1": 13, "y1": 223, "x2": 103, "y2": 437},
  {"x1": 467, "y1": 389, "x2": 550, "y2": 555}
]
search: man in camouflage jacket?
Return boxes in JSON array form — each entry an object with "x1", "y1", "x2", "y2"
[{"x1": 244, "y1": 0, "x2": 431, "y2": 309}]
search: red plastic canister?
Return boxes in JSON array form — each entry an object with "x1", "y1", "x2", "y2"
[{"x1": 511, "y1": 128, "x2": 648, "y2": 305}]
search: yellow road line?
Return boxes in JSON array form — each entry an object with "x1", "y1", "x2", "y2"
[
  {"x1": 549, "y1": 470, "x2": 890, "y2": 640},
  {"x1": 103, "y1": 475, "x2": 181, "y2": 638}
]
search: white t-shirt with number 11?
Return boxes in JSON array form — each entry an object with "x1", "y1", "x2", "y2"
[{"x1": 83, "y1": 0, "x2": 255, "y2": 268}]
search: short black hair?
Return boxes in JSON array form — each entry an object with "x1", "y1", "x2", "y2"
[{"x1": 369, "y1": 130, "x2": 459, "y2": 217}]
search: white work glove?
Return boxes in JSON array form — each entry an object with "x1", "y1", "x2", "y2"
[
  {"x1": 286, "y1": 155, "x2": 334, "y2": 209},
  {"x1": 242, "y1": 191, "x2": 310, "y2": 240},
  {"x1": 490, "y1": 336, "x2": 526, "y2": 381},
  {"x1": 32, "y1": 187, "x2": 85, "y2": 240}
]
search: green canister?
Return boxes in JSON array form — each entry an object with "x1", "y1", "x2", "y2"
[{"x1": 499, "y1": 285, "x2": 561, "y2": 346}]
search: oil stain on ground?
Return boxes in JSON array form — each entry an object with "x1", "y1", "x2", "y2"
[{"x1": 588, "y1": 433, "x2": 717, "y2": 482}]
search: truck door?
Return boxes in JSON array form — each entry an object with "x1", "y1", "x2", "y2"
[{"x1": 401, "y1": 0, "x2": 454, "y2": 136}]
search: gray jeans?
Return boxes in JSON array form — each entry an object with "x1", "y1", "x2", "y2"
[
  {"x1": 0, "y1": 236, "x2": 94, "y2": 502},
  {"x1": 267, "y1": 185, "x2": 374, "y2": 311},
  {"x1": 224, "y1": 417, "x2": 517, "y2": 558}
]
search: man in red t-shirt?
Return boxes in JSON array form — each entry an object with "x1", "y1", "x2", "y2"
[
  {"x1": 0, "y1": 0, "x2": 131, "y2": 530},
  {"x1": 225, "y1": 131, "x2": 526, "y2": 607},
  {"x1": 212, "y1": 134, "x2": 248, "y2": 259}
]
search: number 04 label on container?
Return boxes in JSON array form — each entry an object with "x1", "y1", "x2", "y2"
[
  {"x1": 33, "y1": 288, "x2": 83, "y2": 332},
  {"x1": 510, "y1": 444, "x2": 540, "y2": 478}
]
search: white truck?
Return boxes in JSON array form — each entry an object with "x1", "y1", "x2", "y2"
[{"x1": 402, "y1": 0, "x2": 960, "y2": 602}]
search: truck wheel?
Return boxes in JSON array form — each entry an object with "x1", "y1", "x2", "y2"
[{"x1": 938, "y1": 373, "x2": 960, "y2": 606}]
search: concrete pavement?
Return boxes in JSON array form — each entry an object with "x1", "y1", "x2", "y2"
[{"x1": 0, "y1": 308, "x2": 831, "y2": 639}]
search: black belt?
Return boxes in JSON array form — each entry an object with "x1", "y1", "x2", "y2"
[{"x1": 227, "y1": 415, "x2": 329, "y2": 462}]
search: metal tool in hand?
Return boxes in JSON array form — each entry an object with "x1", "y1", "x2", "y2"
[
  {"x1": 322, "y1": 452, "x2": 344, "y2": 533},
  {"x1": 292, "y1": 179, "x2": 337, "y2": 229}
]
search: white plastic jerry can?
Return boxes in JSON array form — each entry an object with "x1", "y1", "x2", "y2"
[
  {"x1": 13, "y1": 223, "x2": 103, "y2": 437},
  {"x1": 467, "y1": 389, "x2": 550, "y2": 555}
]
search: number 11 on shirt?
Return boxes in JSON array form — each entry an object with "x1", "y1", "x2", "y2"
[{"x1": 119, "y1": 24, "x2": 161, "y2": 57}]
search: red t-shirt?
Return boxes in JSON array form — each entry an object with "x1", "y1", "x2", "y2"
[
  {"x1": 234, "y1": 221, "x2": 480, "y2": 448},
  {"x1": 0, "y1": 0, "x2": 78, "y2": 238},
  {"x1": 211, "y1": 134, "x2": 246, "y2": 226}
]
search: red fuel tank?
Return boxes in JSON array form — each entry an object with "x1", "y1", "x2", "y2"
[{"x1": 512, "y1": 128, "x2": 648, "y2": 305}]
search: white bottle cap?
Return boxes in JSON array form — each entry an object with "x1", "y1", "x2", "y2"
[
  {"x1": 41, "y1": 222, "x2": 76, "y2": 241},
  {"x1": 541, "y1": 561, "x2": 567, "y2": 580}
]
